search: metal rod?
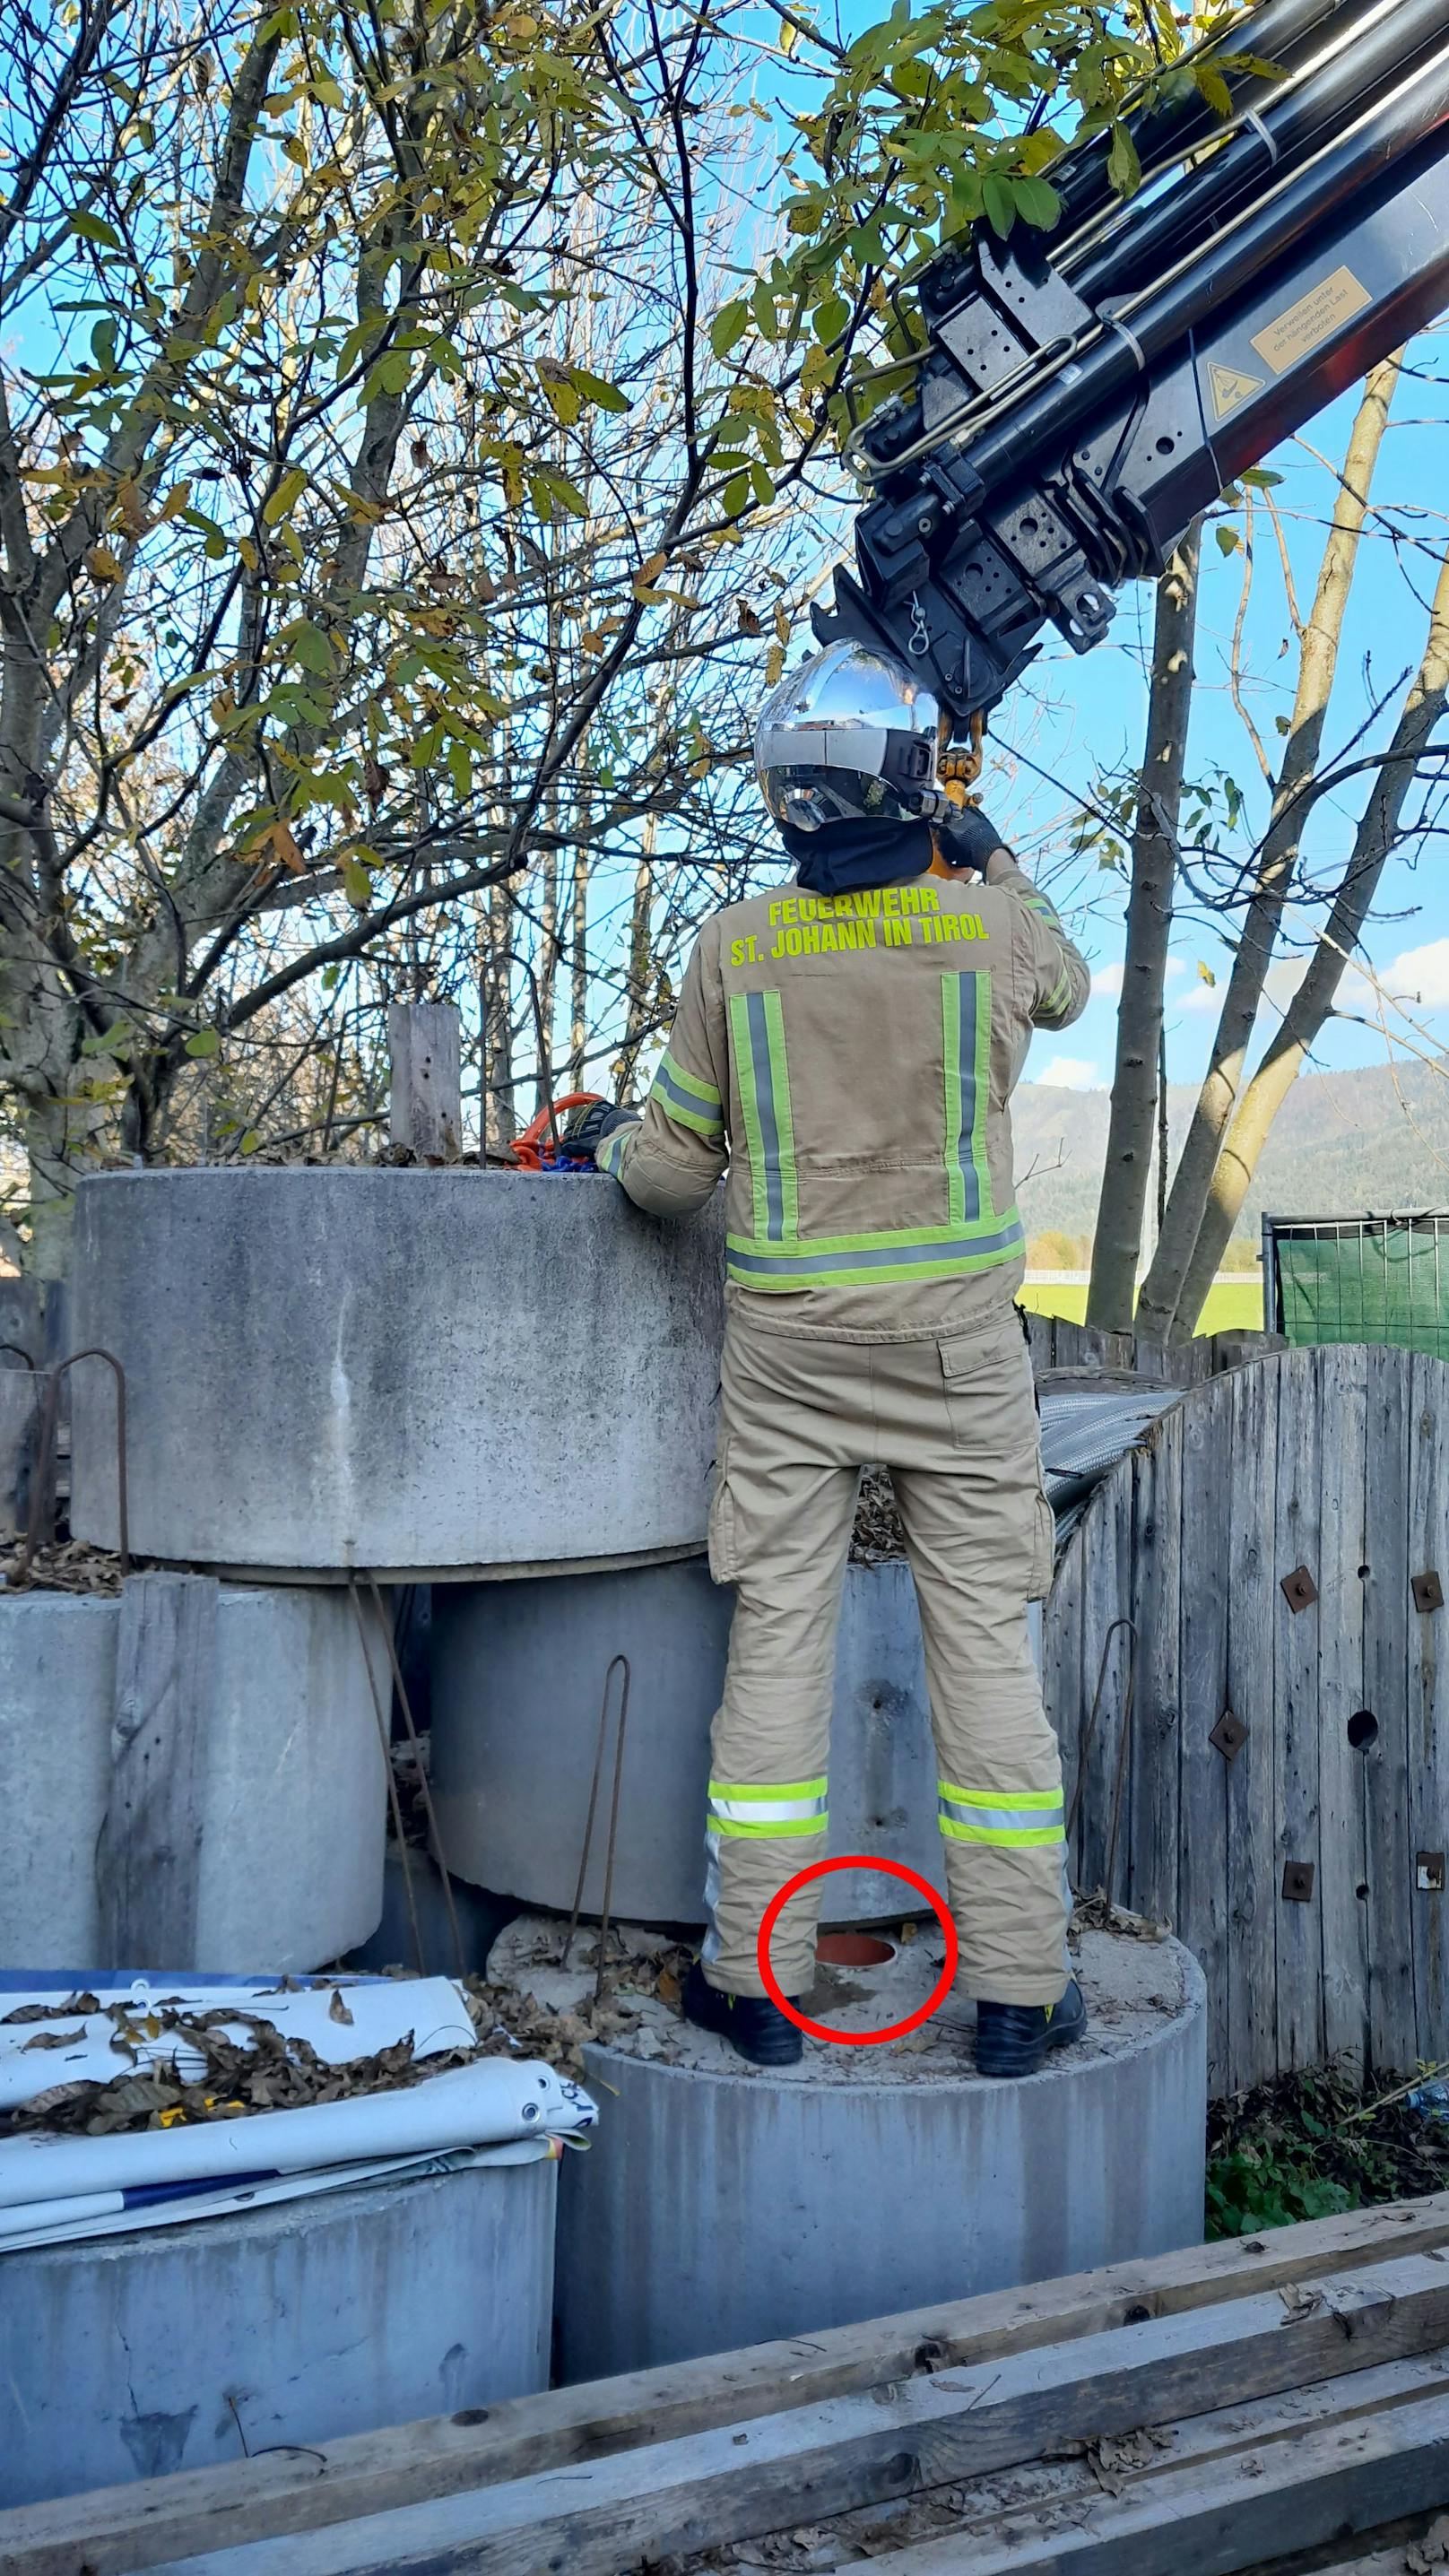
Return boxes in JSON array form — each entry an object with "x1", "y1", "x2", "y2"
[
  {"x1": 347, "y1": 1573, "x2": 427, "y2": 1976},
  {"x1": 18, "y1": 1348, "x2": 129, "y2": 1584},
  {"x1": 0, "y1": 1344, "x2": 34, "y2": 1370},
  {"x1": 365, "y1": 1572, "x2": 467, "y2": 1981},
  {"x1": 562, "y1": 1653, "x2": 631, "y2": 1993},
  {"x1": 593, "y1": 1655, "x2": 631, "y2": 2008}
]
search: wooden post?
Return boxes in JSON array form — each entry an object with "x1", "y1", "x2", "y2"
[
  {"x1": 98, "y1": 1572, "x2": 220, "y2": 1965},
  {"x1": 388, "y1": 1002, "x2": 462, "y2": 1162}
]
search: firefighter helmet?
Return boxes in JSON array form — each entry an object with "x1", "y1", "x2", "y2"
[{"x1": 753, "y1": 641, "x2": 944, "y2": 832}]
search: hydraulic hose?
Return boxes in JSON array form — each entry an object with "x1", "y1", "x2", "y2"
[
  {"x1": 1069, "y1": 0, "x2": 1449, "y2": 303},
  {"x1": 1048, "y1": 0, "x2": 1360, "y2": 237},
  {"x1": 959, "y1": 39, "x2": 1449, "y2": 498}
]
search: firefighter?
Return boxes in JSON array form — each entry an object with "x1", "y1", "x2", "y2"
[{"x1": 574, "y1": 640, "x2": 1091, "y2": 2077}]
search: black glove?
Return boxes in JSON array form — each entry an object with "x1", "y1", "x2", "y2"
[
  {"x1": 560, "y1": 1098, "x2": 641, "y2": 1157},
  {"x1": 933, "y1": 803, "x2": 1010, "y2": 874}
]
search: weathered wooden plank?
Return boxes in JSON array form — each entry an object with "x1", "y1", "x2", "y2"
[
  {"x1": 1364, "y1": 1342, "x2": 1416, "y2": 2075},
  {"x1": 152, "y1": 2259, "x2": 1449, "y2": 2576},
  {"x1": 852, "y1": 2388, "x2": 1449, "y2": 2575},
  {"x1": 388, "y1": 1002, "x2": 462, "y2": 1161},
  {"x1": 1317, "y1": 1345, "x2": 1371, "y2": 2070},
  {"x1": 793, "y1": 2355, "x2": 1449, "y2": 2576},
  {"x1": 1225, "y1": 1355, "x2": 1280, "y2": 2094},
  {"x1": 1043, "y1": 1511, "x2": 1085, "y2": 1889},
  {"x1": 1274, "y1": 1349, "x2": 1325, "y2": 2074},
  {"x1": 12, "y1": 2203, "x2": 1449, "y2": 2576},
  {"x1": 1407, "y1": 1350, "x2": 1449, "y2": 2068},
  {"x1": 1128, "y1": 1408, "x2": 1182, "y2": 1929},
  {"x1": 1075, "y1": 1461, "x2": 1134, "y2": 1901},
  {"x1": 1178, "y1": 1372, "x2": 1234, "y2": 2090},
  {"x1": 96, "y1": 1573, "x2": 219, "y2": 1966}
]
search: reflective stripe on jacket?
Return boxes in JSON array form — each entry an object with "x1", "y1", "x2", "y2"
[{"x1": 599, "y1": 858, "x2": 1089, "y2": 1336}]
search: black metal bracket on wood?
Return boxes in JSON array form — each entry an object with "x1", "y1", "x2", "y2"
[
  {"x1": 1280, "y1": 1565, "x2": 1319, "y2": 1612},
  {"x1": 1210, "y1": 1710, "x2": 1248, "y2": 1765},
  {"x1": 1413, "y1": 1571, "x2": 1445, "y2": 1615},
  {"x1": 1282, "y1": 1860, "x2": 1316, "y2": 1904}
]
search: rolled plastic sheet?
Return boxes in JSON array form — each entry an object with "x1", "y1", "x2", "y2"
[{"x1": 0, "y1": 2142, "x2": 565, "y2": 2254}]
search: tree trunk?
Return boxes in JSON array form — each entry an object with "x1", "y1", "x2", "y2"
[
  {"x1": 1171, "y1": 534, "x2": 1449, "y2": 1324},
  {"x1": 535, "y1": 840, "x2": 560, "y2": 1118},
  {"x1": 569, "y1": 850, "x2": 590, "y2": 1089},
  {"x1": 1087, "y1": 522, "x2": 1202, "y2": 1331},
  {"x1": 1135, "y1": 356, "x2": 1401, "y2": 1343},
  {"x1": 482, "y1": 875, "x2": 515, "y2": 1147},
  {"x1": 616, "y1": 825, "x2": 658, "y2": 1099}
]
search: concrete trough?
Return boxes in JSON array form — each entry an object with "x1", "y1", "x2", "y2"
[
  {"x1": 489, "y1": 1916, "x2": 1207, "y2": 2381},
  {"x1": 0, "y1": 1583, "x2": 387, "y2": 1973},
  {"x1": 431, "y1": 1557, "x2": 939, "y2": 1925},
  {"x1": 69, "y1": 1169, "x2": 726, "y2": 1574},
  {"x1": 0, "y1": 2158, "x2": 557, "y2": 2508}
]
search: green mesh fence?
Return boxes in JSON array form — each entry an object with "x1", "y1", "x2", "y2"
[{"x1": 1265, "y1": 1216, "x2": 1449, "y2": 1358}]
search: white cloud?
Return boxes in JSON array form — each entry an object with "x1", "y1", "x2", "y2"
[
  {"x1": 1093, "y1": 955, "x2": 1185, "y2": 1002},
  {"x1": 1037, "y1": 1054, "x2": 1101, "y2": 1091},
  {"x1": 1377, "y1": 938, "x2": 1449, "y2": 1011}
]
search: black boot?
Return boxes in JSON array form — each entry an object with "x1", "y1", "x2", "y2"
[
  {"x1": 682, "y1": 1960, "x2": 804, "y2": 2067},
  {"x1": 975, "y1": 1977, "x2": 1088, "y2": 2078}
]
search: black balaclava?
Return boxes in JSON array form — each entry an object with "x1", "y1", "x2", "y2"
[{"x1": 779, "y1": 817, "x2": 933, "y2": 898}]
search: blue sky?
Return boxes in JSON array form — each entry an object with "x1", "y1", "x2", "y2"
[{"x1": 993, "y1": 360, "x2": 1449, "y2": 1096}]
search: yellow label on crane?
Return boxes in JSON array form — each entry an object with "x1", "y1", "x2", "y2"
[
  {"x1": 1252, "y1": 266, "x2": 1371, "y2": 375},
  {"x1": 1207, "y1": 360, "x2": 1267, "y2": 421}
]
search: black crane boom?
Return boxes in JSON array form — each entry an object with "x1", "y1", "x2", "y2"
[{"x1": 814, "y1": 0, "x2": 1449, "y2": 729}]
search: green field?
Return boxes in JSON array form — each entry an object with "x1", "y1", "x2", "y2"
[{"x1": 1018, "y1": 1278, "x2": 1264, "y2": 1334}]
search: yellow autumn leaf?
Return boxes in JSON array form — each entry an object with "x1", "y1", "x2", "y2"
[
  {"x1": 765, "y1": 643, "x2": 785, "y2": 685},
  {"x1": 269, "y1": 820, "x2": 305, "y2": 876},
  {"x1": 85, "y1": 542, "x2": 123, "y2": 582},
  {"x1": 114, "y1": 479, "x2": 149, "y2": 538}
]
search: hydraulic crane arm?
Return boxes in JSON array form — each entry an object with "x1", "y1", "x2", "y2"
[{"x1": 814, "y1": 0, "x2": 1449, "y2": 729}]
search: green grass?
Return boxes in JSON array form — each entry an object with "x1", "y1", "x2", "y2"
[{"x1": 1017, "y1": 1278, "x2": 1264, "y2": 1335}]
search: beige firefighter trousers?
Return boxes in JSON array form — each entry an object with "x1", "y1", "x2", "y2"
[{"x1": 703, "y1": 1305, "x2": 1067, "y2": 2007}]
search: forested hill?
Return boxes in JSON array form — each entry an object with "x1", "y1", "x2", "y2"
[{"x1": 1014, "y1": 1059, "x2": 1449, "y2": 1246}]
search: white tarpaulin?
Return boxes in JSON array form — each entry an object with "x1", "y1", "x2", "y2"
[
  {"x1": 0, "y1": 1975, "x2": 477, "y2": 2111},
  {"x1": 0, "y1": 1976, "x2": 597, "y2": 2250}
]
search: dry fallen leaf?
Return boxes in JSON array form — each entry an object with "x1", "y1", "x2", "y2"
[{"x1": 328, "y1": 1989, "x2": 355, "y2": 2026}]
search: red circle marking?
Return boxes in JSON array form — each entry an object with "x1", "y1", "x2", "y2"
[{"x1": 756, "y1": 1856, "x2": 959, "y2": 2047}]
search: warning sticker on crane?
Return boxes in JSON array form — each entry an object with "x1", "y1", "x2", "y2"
[
  {"x1": 1207, "y1": 360, "x2": 1266, "y2": 421},
  {"x1": 1251, "y1": 266, "x2": 1371, "y2": 375}
]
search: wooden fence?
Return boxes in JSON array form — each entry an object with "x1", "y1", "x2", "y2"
[
  {"x1": 1024, "y1": 1313, "x2": 1285, "y2": 1383},
  {"x1": 1044, "y1": 1343, "x2": 1449, "y2": 2096}
]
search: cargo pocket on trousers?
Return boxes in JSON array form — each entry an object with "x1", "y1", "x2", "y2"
[
  {"x1": 707, "y1": 1438, "x2": 741, "y2": 1586},
  {"x1": 1028, "y1": 1480, "x2": 1055, "y2": 1601},
  {"x1": 939, "y1": 1320, "x2": 1033, "y2": 1453}
]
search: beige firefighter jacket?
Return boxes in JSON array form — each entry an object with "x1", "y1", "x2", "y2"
[{"x1": 597, "y1": 855, "x2": 1090, "y2": 1337}]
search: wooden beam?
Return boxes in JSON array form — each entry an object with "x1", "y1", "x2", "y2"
[
  {"x1": 8, "y1": 2199, "x2": 1448, "y2": 2576},
  {"x1": 115, "y1": 2256, "x2": 1449, "y2": 2576},
  {"x1": 854, "y1": 2387, "x2": 1449, "y2": 2573},
  {"x1": 388, "y1": 1002, "x2": 461, "y2": 1161},
  {"x1": 96, "y1": 1574, "x2": 220, "y2": 1966}
]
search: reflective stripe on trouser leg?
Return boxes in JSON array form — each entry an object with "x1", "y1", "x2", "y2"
[
  {"x1": 703, "y1": 1781, "x2": 828, "y2": 1992},
  {"x1": 889, "y1": 1354, "x2": 1070, "y2": 2007},
  {"x1": 702, "y1": 1394, "x2": 857, "y2": 1997}
]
